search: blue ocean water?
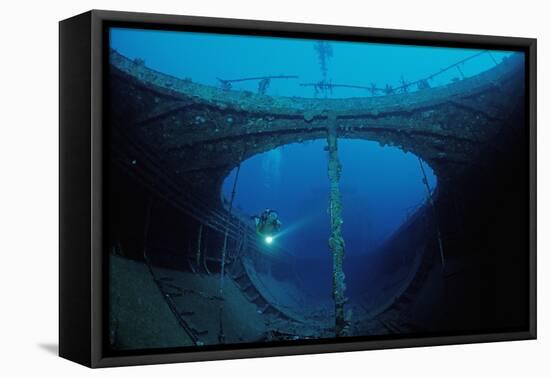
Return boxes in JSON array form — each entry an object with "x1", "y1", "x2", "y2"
[
  {"x1": 222, "y1": 140, "x2": 438, "y2": 300},
  {"x1": 110, "y1": 27, "x2": 514, "y2": 300},
  {"x1": 223, "y1": 140, "x2": 436, "y2": 258},
  {"x1": 110, "y1": 28, "x2": 511, "y2": 98}
]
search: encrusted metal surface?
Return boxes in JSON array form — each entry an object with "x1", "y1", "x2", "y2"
[{"x1": 109, "y1": 50, "x2": 525, "y2": 203}]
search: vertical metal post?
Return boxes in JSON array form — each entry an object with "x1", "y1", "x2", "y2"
[
  {"x1": 203, "y1": 230, "x2": 211, "y2": 276},
  {"x1": 456, "y1": 65, "x2": 465, "y2": 79},
  {"x1": 220, "y1": 164, "x2": 241, "y2": 294},
  {"x1": 488, "y1": 51, "x2": 498, "y2": 66},
  {"x1": 418, "y1": 158, "x2": 445, "y2": 268},
  {"x1": 195, "y1": 224, "x2": 203, "y2": 269},
  {"x1": 218, "y1": 164, "x2": 241, "y2": 344},
  {"x1": 326, "y1": 120, "x2": 347, "y2": 337}
]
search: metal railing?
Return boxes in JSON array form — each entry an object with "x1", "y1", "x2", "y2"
[{"x1": 217, "y1": 50, "x2": 502, "y2": 97}]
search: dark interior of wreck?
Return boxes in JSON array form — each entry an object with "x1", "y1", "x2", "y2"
[{"x1": 105, "y1": 50, "x2": 529, "y2": 351}]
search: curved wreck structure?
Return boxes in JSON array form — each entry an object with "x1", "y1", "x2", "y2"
[{"x1": 107, "y1": 50, "x2": 528, "y2": 349}]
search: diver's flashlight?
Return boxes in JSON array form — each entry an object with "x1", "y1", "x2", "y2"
[{"x1": 265, "y1": 236, "x2": 273, "y2": 244}]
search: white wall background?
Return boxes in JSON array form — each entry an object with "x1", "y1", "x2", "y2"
[{"x1": 0, "y1": 0, "x2": 547, "y2": 376}]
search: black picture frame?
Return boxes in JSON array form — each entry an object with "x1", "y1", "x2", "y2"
[{"x1": 59, "y1": 9, "x2": 537, "y2": 368}]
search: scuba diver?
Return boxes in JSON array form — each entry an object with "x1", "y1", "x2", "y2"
[{"x1": 252, "y1": 209, "x2": 282, "y2": 243}]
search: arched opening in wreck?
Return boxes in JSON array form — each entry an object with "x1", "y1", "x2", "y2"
[
  {"x1": 220, "y1": 139, "x2": 438, "y2": 321},
  {"x1": 106, "y1": 34, "x2": 528, "y2": 346}
]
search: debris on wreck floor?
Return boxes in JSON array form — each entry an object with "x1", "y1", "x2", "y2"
[
  {"x1": 109, "y1": 254, "x2": 195, "y2": 350},
  {"x1": 110, "y1": 254, "x2": 334, "y2": 349}
]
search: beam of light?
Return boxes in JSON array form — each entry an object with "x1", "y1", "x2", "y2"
[
  {"x1": 274, "y1": 213, "x2": 316, "y2": 241},
  {"x1": 260, "y1": 213, "x2": 320, "y2": 258},
  {"x1": 257, "y1": 212, "x2": 322, "y2": 258}
]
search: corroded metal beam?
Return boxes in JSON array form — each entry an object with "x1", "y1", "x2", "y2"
[
  {"x1": 109, "y1": 50, "x2": 525, "y2": 205},
  {"x1": 326, "y1": 119, "x2": 347, "y2": 337}
]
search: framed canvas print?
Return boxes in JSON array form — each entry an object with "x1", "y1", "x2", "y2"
[{"x1": 59, "y1": 10, "x2": 536, "y2": 368}]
